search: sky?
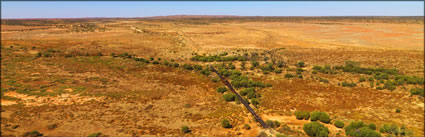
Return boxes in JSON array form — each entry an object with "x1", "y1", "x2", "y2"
[{"x1": 1, "y1": 1, "x2": 424, "y2": 19}]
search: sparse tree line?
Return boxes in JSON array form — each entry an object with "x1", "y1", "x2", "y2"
[{"x1": 65, "y1": 23, "x2": 109, "y2": 33}]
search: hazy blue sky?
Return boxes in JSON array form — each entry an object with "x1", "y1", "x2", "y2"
[{"x1": 2, "y1": 2, "x2": 424, "y2": 19}]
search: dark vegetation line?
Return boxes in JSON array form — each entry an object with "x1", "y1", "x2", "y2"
[{"x1": 209, "y1": 65, "x2": 271, "y2": 130}]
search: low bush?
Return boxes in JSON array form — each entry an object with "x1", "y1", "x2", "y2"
[
  {"x1": 285, "y1": 73, "x2": 294, "y2": 78},
  {"x1": 295, "y1": 111, "x2": 310, "y2": 120},
  {"x1": 222, "y1": 93, "x2": 236, "y2": 101},
  {"x1": 200, "y1": 69, "x2": 211, "y2": 76},
  {"x1": 303, "y1": 122, "x2": 329, "y2": 137},
  {"x1": 22, "y1": 130, "x2": 43, "y2": 137},
  {"x1": 181, "y1": 126, "x2": 191, "y2": 133},
  {"x1": 345, "y1": 121, "x2": 381, "y2": 137},
  {"x1": 297, "y1": 61, "x2": 306, "y2": 68},
  {"x1": 217, "y1": 87, "x2": 228, "y2": 93},
  {"x1": 183, "y1": 64, "x2": 193, "y2": 70},
  {"x1": 310, "y1": 111, "x2": 330, "y2": 124},
  {"x1": 251, "y1": 98, "x2": 259, "y2": 107},
  {"x1": 341, "y1": 81, "x2": 356, "y2": 87},
  {"x1": 275, "y1": 69, "x2": 283, "y2": 74},
  {"x1": 334, "y1": 120, "x2": 344, "y2": 128},
  {"x1": 87, "y1": 132, "x2": 102, "y2": 137},
  {"x1": 221, "y1": 119, "x2": 232, "y2": 128},
  {"x1": 194, "y1": 64, "x2": 203, "y2": 70},
  {"x1": 266, "y1": 120, "x2": 281, "y2": 128},
  {"x1": 359, "y1": 77, "x2": 366, "y2": 82},
  {"x1": 369, "y1": 123, "x2": 376, "y2": 130},
  {"x1": 243, "y1": 124, "x2": 251, "y2": 130},
  {"x1": 240, "y1": 88, "x2": 254, "y2": 96},
  {"x1": 380, "y1": 124, "x2": 400, "y2": 135},
  {"x1": 410, "y1": 88, "x2": 424, "y2": 97}
]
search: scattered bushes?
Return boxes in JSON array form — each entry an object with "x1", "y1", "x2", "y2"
[
  {"x1": 295, "y1": 111, "x2": 310, "y2": 120},
  {"x1": 345, "y1": 121, "x2": 381, "y2": 137},
  {"x1": 221, "y1": 119, "x2": 232, "y2": 128},
  {"x1": 200, "y1": 69, "x2": 211, "y2": 76},
  {"x1": 181, "y1": 126, "x2": 191, "y2": 133},
  {"x1": 334, "y1": 120, "x2": 344, "y2": 128},
  {"x1": 222, "y1": 93, "x2": 236, "y2": 102},
  {"x1": 303, "y1": 122, "x2": 329, "y2": 137},
  {"x1": 191, "y1": 55, "x2": 247, "y2": 62},
  {"x1": 310, "y1": 111, "x2": 330, "y2": 124}
]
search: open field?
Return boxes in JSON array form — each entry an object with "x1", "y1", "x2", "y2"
[{"x1": 1, "y1": 16, "x2": 424, "y2": 137}]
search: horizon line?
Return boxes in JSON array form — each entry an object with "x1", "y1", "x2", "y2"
[{"x1": 2, "y1": 15, "x2": 424, "y2": 20}]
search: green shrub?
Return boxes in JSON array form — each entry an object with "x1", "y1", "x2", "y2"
[
  {"x1": 251, "y1": 98, "x2": 259, "y2": 107},
  {"x1": 303, "y1": 122, "x2": 329, "y2": 137},
  {"x1": 369, "y1": 123, "x2": 376, "y2": 130},
  {"x1": 380, "y1": 124, "x2": 399, "y2": 135},
  {"x1": 251, "y1": 61, "x2": 260, "y2": 67},
  {"x1": 47, "y1": 123, "x2": 58, "y2": 130},
  {"x1": 240, "y1": 88, "x2": 254, "y2": 96},
  {"x1": 222, "y1": 93, "x2": 236, "y2": 102},
  {"x1": 297, "y1": 61, "x2": 306, "y2": 68},
  {"x1": 87, "y1": 132, "x2": 102, "y2": 137},
  {"x1": 152, "y1": 60, "x2": 159, "y2": 64},
  {"x1": 173, "y1": 63, "x2": 180, "y2": 67},
  {"x1": 266, "y1": 120, "x2": 281, "y2": 128},
  {"x1": 200, "y1": 69, "x2": 211, "y2": 76},
  {"x1": 310, "y1": 111, "x2": 330, "y2": 124},
  {"x1": 221, "y1": 119, "x2": 232, "y2": 128},
  {"x1": 334, "y1": 120, "x2": 344, "y2": 128},
  {"x1": 345, "y1": 121, "x2": 381, "y2": 137},
  {"x1": 410, "y1": 88, "x2": 424, "y2": 97},
  {"x1": 194, "y1": 64, "x2": 203, "y2": 70},
  {"x1": 247, "y1": 92, "x2": 256, "y2": 99},
  {"x1": 22, "y1": 130, "x2": 43, "y2": 137},
  {"x1": 285, "y1": 73, "x2": 294, "y2": 78},
  {"x1": 295, "y1": 111, "x2": 310, "y2": 120},
  {"x1": 243, "y1": 124, "x2": 251, "y2": 130},
  {"x1": 359, "y1": 77, "x2": 366, "y2": 82},
  {"x1": 181, "y1": 126, "x2": 191, "y2": 133},
  {"x1": 183, "y1": 64, "x2": 193, "y2": 70},
  {"x1": 395, "y1": 108, "x2": 401, "y2": 113},
  {"x1": 217, "y1": 87, "x2": 228, "y2": 93},
  {"x1": 212, "y1": 77, "x2": 220, "y2": 82},
  {"x1": 341, "y1": 81, "x2": 357, "y2": 87},
  {"x1": 275, "y1": 69, "x2": 283, "y2": 74}
]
